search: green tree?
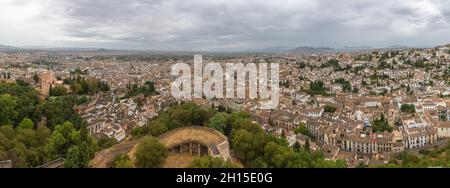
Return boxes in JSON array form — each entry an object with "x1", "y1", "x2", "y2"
[
  {"x1": 64, "y1": 146, "x2": 81, "y2": 168},
  {"x1": 0, "y1": 125, "x2": 15, "y2": 140},
  {"x1": 189, "y1": 156, "x2": 237, "y2": 168},
  {"x1": 308, "y1": 80, "x2": 327, "y2": 95},
  {"x1": 263, "y1": 142, "x2": 296, "y2": 168},
  {"x1": 113, "y1": 153, "x2": 134, "y2": 168},
  {"x1": 356, "y1": 162, "x2": 368, "y2": 168},
  {"x1": 77, "y1": 140, "x2": 96, "y2": 168},
  {"x1": 231, "y1": 129, "x2": 266, "y2": 163},
  {"x1": 0, "y1": 80, "x2": 96, "y2": 168},
  {"x1": 16, "y1": 118, "x2": 34, "y2": 131},
  {"x1": 400, "y1": 104, "x2": 416, "y2": 114},
  {"x1": 293, "y1": 141, "x2": 301, "y2": 152},
  {"x1": 147, "y1": 121, "x2": 168, "y2": 136},
  {"x1": 98, "y1": 137, "x2": 118, "y2": 150},
  {"x1": 49, "y1": 123, "x2": 97, "y2": 168},
  {"x1": 98, "y1": 81, "x2": 110, "y2": 92},
  {"x1": 0, "y1": 94, "x2": 18, "y2": 125},
  {"x1": 131, "y1": 121, "x2": 168, "y2": 137},
  {"x1": 372, "y1": 114, "x2": 392, "y2": 133},
  {"x1": 35, "y1": 126, "x2": 51, "y2": 146},
  {"x1": 44, "y1": 131, "x2": 68, "y2": 159},
  {"x1": 135, "y1": 138, "x2": 167, "y2": 168},
  {"x1": 86, "y1": 79, "x2": 99, "y2": 95},
  {"x1": 41, "y1": 96, "x2": 84, "y2": 129},
  {"x1": 44, "y1": 122, "x2": 79, "y2": 160},
  {"x1": 225, "y1": 112, "x2": 251, "y2": 135},
  {"x1": 324, "y1": 105, "x2": 337, "y2": 113},
  {"x1": 294, "y1": 122, "x2": 309, "y2": 136},
  {"x1": 207, "y1": 113, "x2": 229, "y2": 133},
  {"x1": 71, "y1": 83, "x2": 84, "y2": 95},
  {"x1": 304, "y1": 138, "x2": 311, "y2": 153},
  {"x1": 50, "y1": 85, "x2": 68, "y2": 96},
  {"x1": 334, "y1": 78, "x2": 352, "y2": 92}
]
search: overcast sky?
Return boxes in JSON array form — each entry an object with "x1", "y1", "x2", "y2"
[{"x1": 1, "y1": 0, "x2": 450, "y2": 51}]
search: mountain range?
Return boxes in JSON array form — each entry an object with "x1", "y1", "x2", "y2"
[{"x1": 0, "y1": 44, "x2": 443, "y2": 54}]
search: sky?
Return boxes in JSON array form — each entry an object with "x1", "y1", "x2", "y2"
[{"x1": 1, "y1": 0, "x2": 450, "y2": 51}]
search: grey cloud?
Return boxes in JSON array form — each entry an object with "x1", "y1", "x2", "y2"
[{"x1": 6, "y1": 0, "x2": 450, "y2": 50}]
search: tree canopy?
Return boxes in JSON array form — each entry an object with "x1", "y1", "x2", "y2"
[
  {"x1": 112, "y1": 153, "x2": 134, "y2": 168},
  {"x1": 400, "y1": 104, "x2": 416, "y2": 114},
  {"x1": 294, "y1": 122, "x2": 309, "y2": 136},
  {"x1": 189, "y1": 156, "x2": 237, "y2": 168},
  {"x1": 134, "y1": 137, "x2": 167, "y2": 168},
  {"x1": 0, "y1": 80, "x2": 98, "y2": 168}
]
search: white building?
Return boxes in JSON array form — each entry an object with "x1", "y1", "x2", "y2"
[
  {"x1": 436, "y1": 121, "x2": 450, "y2": 138},
  {"x1": 402, "y1": 120, "x2": 437, "y2": 149}
]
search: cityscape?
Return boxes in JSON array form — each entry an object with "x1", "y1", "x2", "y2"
[{"x1": 1, "y1": 0, "x2": 450, "y2": 170}]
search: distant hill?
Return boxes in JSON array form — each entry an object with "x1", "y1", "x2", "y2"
[
  {"x1": 437, "y1": 44, "x2": 450, "y2": 48},
  {"x1": 0, "y1": 44, "x2": 20, "y2": 51},
  {"x1": 379, "y1": 45, "x2": 412, "y2": 51},
  {"x1": 1, "y1": 43, "x2": 448, "y2": 54},
  {"x1": 286, "y1": 46, "x2": 337, "y2": 54},
  {"x1": 341, "y1": 46, "x2": 374, "y2": 52},
  {"x1": 283, "y1": 45, "x2": 418, "y2": 54},
  {"x1": 21, "y1": 46, "x2": 111, "y2": 52},
  {"x1": 0, "y1": 45, "x2": 133, "y2": 54},
  {"x1": 253, "y1": 46, "x2": 294, "y2": 53}
]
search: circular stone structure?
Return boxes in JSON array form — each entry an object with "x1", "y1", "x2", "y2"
[
  {"x1": 158, "y1": 126, "x2": 231, "y2": 161},
  {"x1": 90, "y1": 126, "x2": 230, "y2": 168}
]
